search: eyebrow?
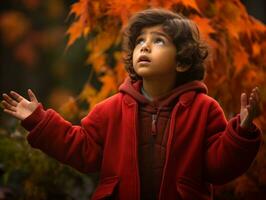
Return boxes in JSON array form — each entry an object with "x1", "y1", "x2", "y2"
[{"x1": 138, "y1": 31, "x2": 171, "y2": 41}]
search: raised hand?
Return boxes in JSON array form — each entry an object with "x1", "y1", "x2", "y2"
[
  {"x1": 1, "y1": 89, "x2": 39, "y2": 120},
  {"x1": 240, "y1": 87, "x2": 261, "y2": 128}
]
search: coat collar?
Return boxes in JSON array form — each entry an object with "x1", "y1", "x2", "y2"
[{"x1": 123, "y1": 91, "x2": 197, "y2": 108}]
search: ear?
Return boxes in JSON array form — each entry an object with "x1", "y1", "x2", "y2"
[{"x1": 176, "y1": 64, "x2": 191, "y2": 72}]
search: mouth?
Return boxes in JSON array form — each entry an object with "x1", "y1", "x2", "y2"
[{"x1": 138, "y1": 55, "x2": 151, "y2": 64}]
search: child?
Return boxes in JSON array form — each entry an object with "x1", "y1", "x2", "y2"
[{"x1": 1, "y1": 8, "x2": 262, "y2": 200}]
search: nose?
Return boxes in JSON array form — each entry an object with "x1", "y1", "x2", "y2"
[{"x1": 140, "y1": 41, "x2": 151, "y2": 53}]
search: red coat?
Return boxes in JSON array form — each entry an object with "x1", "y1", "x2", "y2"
[{"x1": 21, "y1": 78, "x2": 262, "y2": 200}]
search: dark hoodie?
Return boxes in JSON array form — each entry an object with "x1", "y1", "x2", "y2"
[{"x1": 119, "y1": 77, "x2": 208, "y2": 200}]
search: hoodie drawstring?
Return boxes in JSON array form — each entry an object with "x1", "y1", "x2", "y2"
[{"x1": 151, "y1": 108, "x2": 161, "y2": 136}]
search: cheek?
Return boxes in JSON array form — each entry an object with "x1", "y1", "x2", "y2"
[
  {"x1": 132, "y1": 49, "x2": 138, "y2": 66},
  {"x1": 165, "y1": 49, "x2": 177, "y2": 65},
  {"x1": 157, "y1": 49, "x2": 176, "y2": 63}
]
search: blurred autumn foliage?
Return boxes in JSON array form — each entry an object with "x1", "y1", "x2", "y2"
[
  {"x1": 0, "y1": 0, "x2": 95, "y2": 199},
  {"x1": 0, "y1": 0, "x2": 266, "y2": 199}
]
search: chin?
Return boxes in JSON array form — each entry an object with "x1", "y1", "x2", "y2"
[
  {"x1": 136, "y1": 73, "x2": 157, "y2": 80},
  {"x1": 135, "y1": 69, "x2": 149, "y2": 76},
  {"x1": 133, "y1": 66, "x2": 156, "y2": 78}
]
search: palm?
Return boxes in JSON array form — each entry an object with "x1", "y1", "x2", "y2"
[
  {"x1": 1, "y1": 89, "x2": 39, "y2": 120},
  {"x1": 240, "y1": 87, "x2": 260, "y2": 128},
  {"x1": 16, "y1": 99, "x2": 37, "y2": 119},
  {"x1": 240, "y1": 106, "x2": 250, "y2": 127}
]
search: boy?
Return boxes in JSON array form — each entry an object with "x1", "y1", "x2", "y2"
[{"x1": 1, "y1": 8, "x2": 262, "y2": 200}]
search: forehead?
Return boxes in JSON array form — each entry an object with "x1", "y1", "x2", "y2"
[
  {"x1": 138, "y1": 25, "x2": 170, "y2": 39},
  {"x1": 140, "y1": 25, "x2": 164, "y2": 33}
]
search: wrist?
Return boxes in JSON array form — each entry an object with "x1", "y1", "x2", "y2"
[
  {"x1": 21, "y1": 103, "x2": 45, "y2": 131},
  {"x1": 239, "y1": 121, "x2": 258, "y2": 139},
  {"x1": 240, "y1": 117, "x2": 252, "y2": 129}
]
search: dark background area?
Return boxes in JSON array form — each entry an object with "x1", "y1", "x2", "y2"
[{"x1": 242, "y1": 0, "x2": 266, "y2": 23}]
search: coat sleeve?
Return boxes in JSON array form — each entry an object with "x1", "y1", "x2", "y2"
[
  {"x1": 21, "y1": 103, "x2": 104, "y2": 173},
  {"x1": 204, "y1": 100, "x2": 262, "y2": 185}
]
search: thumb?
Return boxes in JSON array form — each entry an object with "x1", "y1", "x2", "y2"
[
  {"x1": 240, "y1": 93, "x2": 247, "y2": 109},
  {"x1": 28, "y1": 89, "x2": 38, "y2": 103}
]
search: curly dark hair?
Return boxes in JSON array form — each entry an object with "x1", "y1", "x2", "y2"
[{"x1": 122, "y1": 8, "x2": 208, "y2": 85}]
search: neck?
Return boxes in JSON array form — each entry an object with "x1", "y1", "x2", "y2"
[{"x1": 142, "y1": 75, "x2": 177, "y2": 99}]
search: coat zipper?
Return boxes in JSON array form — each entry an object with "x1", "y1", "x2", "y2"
[
  {"x1": 151, "y1": 114, "x2": 157, "y2": 136},
  {"x1": 158, "y1": 104, "x2": 179, "y2": 200},
  {"x1": 151, "y1": 108, "x2": 161, "y2": 136}
]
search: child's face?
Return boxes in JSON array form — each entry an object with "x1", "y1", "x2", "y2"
[{"x1": 132, "y1": 25, "x2": 177, "y2": 80}]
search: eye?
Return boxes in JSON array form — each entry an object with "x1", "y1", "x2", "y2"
[
  {"x1": 136, "y1": 38, "x2": 145, "y2": 45},
  {"x1": 154, "y1": 38, "x2": 165, "y2": 45}
]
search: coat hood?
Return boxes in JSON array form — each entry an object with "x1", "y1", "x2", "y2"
[{"x1": 118, "y1": 76, "x2": 208, "y2": 108}]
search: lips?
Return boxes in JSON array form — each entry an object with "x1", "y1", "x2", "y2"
[{"x1": 138, "y1": 55, "x2": 151, "y2": 63}]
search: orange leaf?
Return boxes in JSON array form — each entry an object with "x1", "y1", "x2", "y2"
[
  {"x1": 59, "y1": 97, "x2": 79, "y2": 120},
  {"x1": 177, "y1": 0, "x2": 201, "y2": 12},
  {"x1": 66, "y1": 20, "x2": 88, "y2": 47},
  {"x1": 78, "y1": 83, "x2": 97, "y2": 103},
  {"x1": 232, "y1": 42, "x2": 249, "y2": 76},
  {"x1": 191, "y1": 15, "x2": 217, "y2": 48},
  {"x1": 87, "y1": 53, "x2": 107, "y2": 73},
  {"x1": 66, "y1": 0, "x2": 90, "y2": 47},
  {"x1": 252, "y1": 42, "x2": 261, "y2": 57}
]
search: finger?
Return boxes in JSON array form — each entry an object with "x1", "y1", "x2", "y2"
[
  {"x1": 28, "y1": 89, "x2": 38, "y2": 103},
  {"x1": 244, "y1": 104, "x2": 251, "y2": 114},
  {"x1": 250, "y1": 92, "x2": 256, "y2": 103},
  {"x1": 250, "y1": 95, "x2": 261, "y2": 116},
  {"x1": 251, "y1": 93, "x2": 259, "y2": 108},
  {"x1": 10, "y1": 91, "x2": 24, "y2": 102},
  {"x1": 1, "y1": 100, "x2": 17, "y2": 112},
  {"x1": 2, "y1": 93, "x2": 18, "y2": 106},
  {"x1": 248, "y1": 96, "x2": 254, "y2": 110},
  {"x1": 241, "y1": 93, "x2": 247, "y2": 109},
  {"x1": 252, "y1": 87, "x2": 260, "y2": 102},
  {"x1": 3, "y1": 109, "x2": 21, "y2": 120},
  {"x1": 253, "y1": 86, "x2": 259, "y2": 93},
  {"x1": 248, "y1": 96, "x2": 259, "y2": 116}
]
